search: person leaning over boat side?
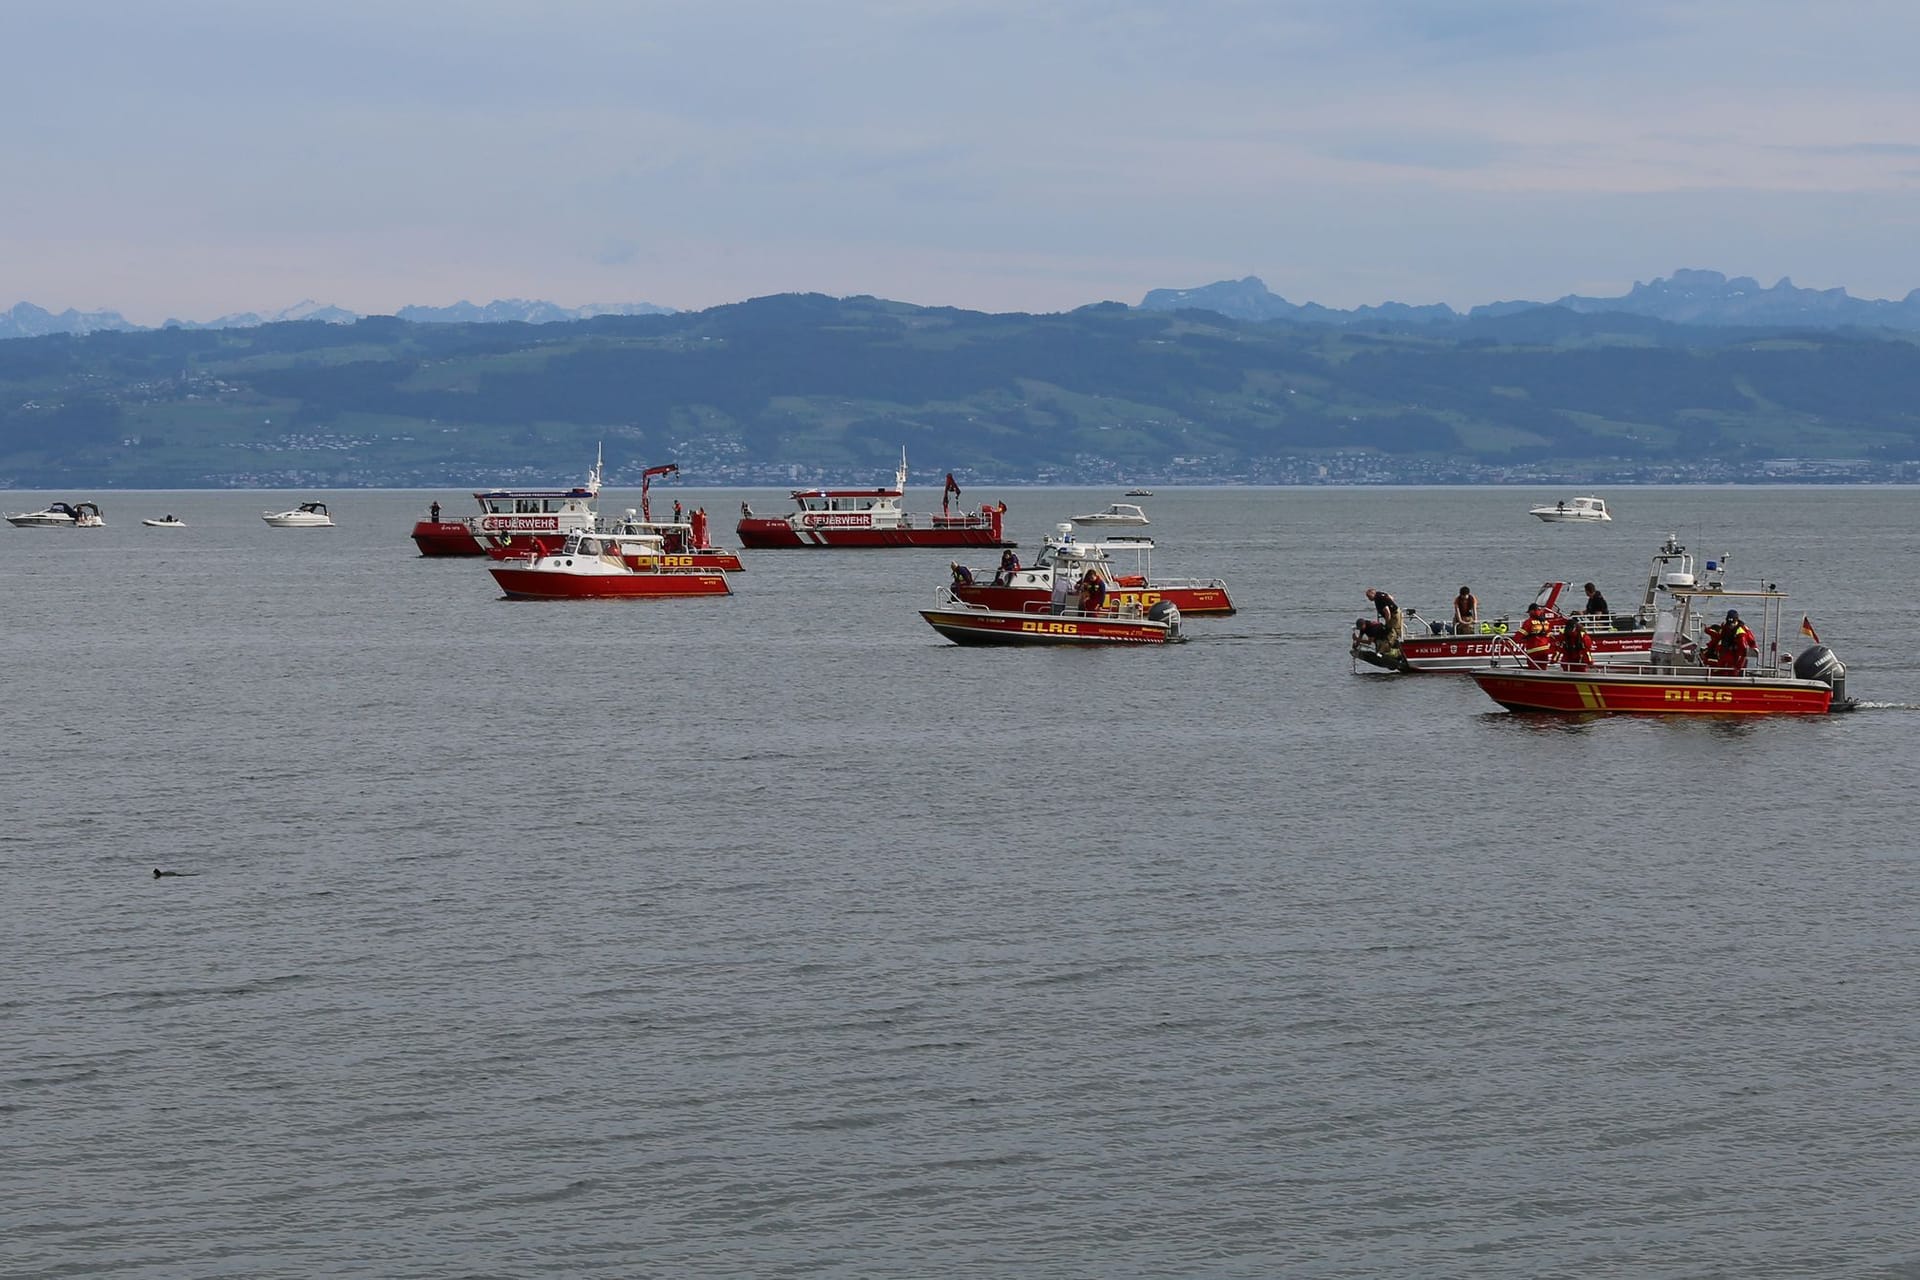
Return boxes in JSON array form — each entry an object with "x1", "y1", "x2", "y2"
[
  {"x1": 1560, "y1": 617, "x2": 1594, "y2": 671},
  {"x1": 1518, "y1": 603, "x2": 1557, "y2": 668},
  {"x1": 1364, "y1": 588, "x2": 1402, "y2": 645},
  {"x1": 1582, "y1": 582, "x2": 1610, "y2": 617},
  {"x1": 950, "y1": 561, "x2": 974, "y2": 586},
  {"x1": 1452, "y1": 586, "x2": 1478, "y2": 635}
]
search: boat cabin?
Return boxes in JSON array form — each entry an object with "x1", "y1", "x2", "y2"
[{"x1": 297, "y1": 502, "x2": 330, "y2": 517}]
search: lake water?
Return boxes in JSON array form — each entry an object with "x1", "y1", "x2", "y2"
[{"x1": 6, "y1": 486, "x2": 1920, "y2": 1278}]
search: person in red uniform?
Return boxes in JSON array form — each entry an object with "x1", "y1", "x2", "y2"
[
  {"x1": 1518, "y1": 604, "x2": 1557, "y2": 667},
  {"x1": 1077, "y1": 570, "x2": 1108, "y2": 614},
  {"x1": 1703, "y1": 609, "x2": 1758, "y2": 672},
  {"x1": 1560, "y1": 616, "x2": 1594, "y2": 671}
]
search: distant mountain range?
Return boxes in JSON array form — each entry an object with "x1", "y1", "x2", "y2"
[
  {"x1": 0, "y1": 297, "x2": 676, "y2": 339},
  {"x1": 12, "y1": 269, "x2": 1920, "y2": 341},
  {"x1": 1140, "y1": 268, "x2": 1920, "y2": 331}
]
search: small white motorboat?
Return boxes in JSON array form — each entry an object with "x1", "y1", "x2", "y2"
[
  {"x1": 263, "y1": 502, "x2": 335, "y2": 527},
  {"x1": 1530, "y1": 496, "x2": 1611, "y2": 523},
  {"x1": 1125, "y1": 488, "x2": 1154, "y2": 497},
  {"x1": 7, "y1": 501, "x2": 105, "y2": 528},
  {"x1": 1072, "y1": 502, "x2": 1150, "y2": 526},
  {"x1": 143, "y1": 515, "x2": 187, "y2": 528}
]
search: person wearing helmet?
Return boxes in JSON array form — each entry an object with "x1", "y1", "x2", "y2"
[{"x1": 1703, "y1": 608, "x2": 1757, "y2": 672}]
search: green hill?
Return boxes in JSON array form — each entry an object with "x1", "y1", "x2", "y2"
[{"x1": 3, "y1": 295, "x2": 1919, "y2": 486}]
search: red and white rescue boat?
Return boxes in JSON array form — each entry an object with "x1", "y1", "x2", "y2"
[
  {"x1": 1353, "y1": 535, "x2": 1708, "y2": 673},
  {"x1": 920, "y1": 589, "x2": 1184, "y2": 646},
  {"x1": 950, "y1": 524, "x2": 1234, "y2": 616},
  {"x1": 488, "y1": 532, "x2": 732, "y2": 600},
  {"x1": 1468, "y1": 583, "x2": 1854, "y2": 716},
  {"x1": 601, "y1": 508, "x2": 744, "y2": 573},
  {"x1": 415, "y1": 447, "x2": 606, "y2": 557},
  {"x1": 738, "y1": 449, "x2": 1012, "y2": 549}
]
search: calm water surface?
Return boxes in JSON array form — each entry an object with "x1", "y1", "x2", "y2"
[{"x1": 5, "y1": 487, "x2": 1919, "y2": 1278}]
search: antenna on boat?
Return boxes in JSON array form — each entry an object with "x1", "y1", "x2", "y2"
[
  {"x1": 588, "y1": 442, "x2": 604, "y2": 496},
  {"x1": 897, "y1": 446, "x2": 908, "y2": 494}
]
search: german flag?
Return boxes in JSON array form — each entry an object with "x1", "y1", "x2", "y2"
[{"x1": 1801, "y1": 616, "x2": 1821, "y2": 644}]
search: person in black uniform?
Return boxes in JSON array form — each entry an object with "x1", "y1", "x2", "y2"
[
  {"x1": 1582, "y1": 582, "x2": 1610, "y2": 617},
  {"x1": 1365, "y1": 587, "x2": 1402, "y2": 645}
]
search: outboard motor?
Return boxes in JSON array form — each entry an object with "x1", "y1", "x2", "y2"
[
  {"x1": 1793, "y1": 645, "x2": 1849, "y2": 708},
  {"x1": 1147, "y1": 599, "x2": 1183, "y2": 639}
]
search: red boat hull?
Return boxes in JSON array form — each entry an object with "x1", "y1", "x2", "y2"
[
  {"x1": 920, "y1": 608, "x2": 1172, "y2": 645},
  {"x1": 1385, "y1": 629, "x2": 1652, "y2": 672},
  {"x1": 952, "y1": 582, "x2": 1234, "y2": 616},
  {"x1": 489, "y1": 566, "x2": 732, "y2": 600},
  {"x1": 1470, "y1": 667, "x2": 1833, "y2": 715},
  {"x1": 738, "y1": 517, "x2": 1012, "y2": 549},
  {"x1": 482, "y1": 537, "x2": 743, "y2": 572},
  {"x1": 411, "y1": 520, "x2": 483, "y2": 556}
]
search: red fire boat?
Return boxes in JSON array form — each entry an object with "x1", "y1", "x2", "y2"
[
  {"x1": 738, "y1": 450, "x2": 1012, "y2": 549},
  {"x1": 951, "y1": 523, "x2": 1233, "y2": 616},
  {"x1": 488, "y1": 532, "x2": 732, "y2": 600},
  {"x1": 1468, "y1": 583, "x2": 1854, "y2": 716},
  {"x1": 920, "y1": 590, "x2": 1184, "y2": 646}
]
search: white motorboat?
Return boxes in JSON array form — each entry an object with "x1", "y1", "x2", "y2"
[
  {"x1": 263, "y1": 502, "x2": 335, "y2": 528},
  {"x1": 7, "y1": 501, "x2": 105, "y2": 528},
  {"x1": 1125, "y1": 488, "x2": 1154, "y2": 497},
  {"x1": 1529, "y1": 496, "x2": 1611, "y2": 522},
  {"x1": 1072, "y1": 502, "x2": 1150, "y2": 526},
  {"x1": 143, "y1": 515, "x2": 187, "y2": 528}
]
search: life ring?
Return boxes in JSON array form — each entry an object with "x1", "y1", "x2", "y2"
[{"x1": 1116, "y1": 575, "x2": 1146, "y2": 587}]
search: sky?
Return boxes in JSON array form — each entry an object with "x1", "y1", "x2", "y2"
[{"x1": 6, "y1": 0, "x2": 1920, "y2": 324}]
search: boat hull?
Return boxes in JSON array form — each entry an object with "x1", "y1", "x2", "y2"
[
  {"x1": 1469, "y1": 666, "x2": 1833, "y2": 715},
  {"x1": 488, "y1": 566, "x2": 732, "y2": 600},
  {"x1": 1363, "y1": 628, "x2": 1653, "y2": 673},
  {"x1": 920, "y1": 607, "x2": 1173, "y2": 646},
  {"x1": 482, "y1": 537, "x2": 742, "y2": 572},
  {"x1": 411, "y1": 520, "x2": 483, "y2": 556},
  {"x1": 951, "y1": 582, "x2": 1234, "y2": 616},
  {"x1": 738, "y1": 517, "x2": 1012, "y2": 549}
]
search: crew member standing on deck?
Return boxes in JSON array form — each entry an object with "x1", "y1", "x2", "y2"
[
  {"x1": 1560, "y1": 617, "x2": 1594, "y2": 670},
  {"x1": 1518, "y1": 603, "x2": 1557, "y2": 668},
  {"x1": 1582, "y1": 582, "x2": 1610, "y2": 618}
]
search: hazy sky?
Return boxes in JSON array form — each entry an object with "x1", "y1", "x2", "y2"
[{"x1": 7, "y1": 0, "x2": 1919, "y2": 323}]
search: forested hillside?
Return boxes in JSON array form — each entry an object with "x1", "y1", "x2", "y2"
[{"x1": 3, "y1": 294, "x2": 1918, "y2": 487}]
